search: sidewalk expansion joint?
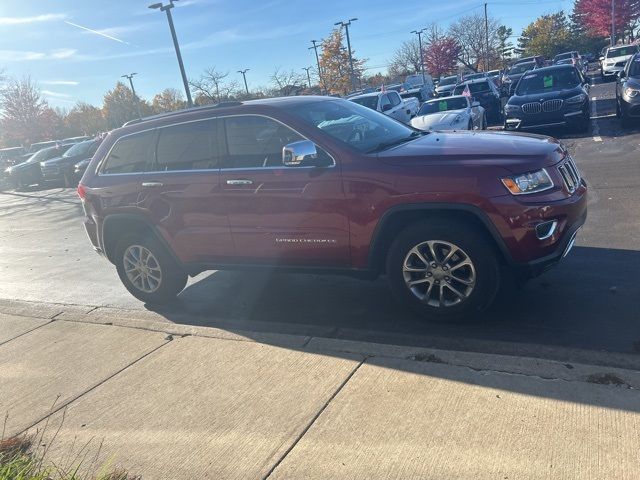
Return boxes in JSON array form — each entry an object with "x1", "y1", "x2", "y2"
[
  {"x1": 16, "y1": 338, "x2": 174, "y2": 437},
  {"x1": 0, "y1": 319, "x2": 55, "y2": 348},
  {"x1": 263, "y1": 357, "x2": 366, "y2": 479}
]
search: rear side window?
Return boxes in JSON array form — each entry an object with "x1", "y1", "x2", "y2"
[
  {"x1": 155, "y1": 120, "x2": 218, "y2": 171},
  {"x1": 389, "y1": 92, "x2": 401, "y2": 106},
  {"x1": 101, "y1": 130, "x2": 155, "y2": 175}
]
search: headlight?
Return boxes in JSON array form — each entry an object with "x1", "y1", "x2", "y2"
[
  {"x1": 624, "y1": 87, "x2": 639, "y2": 97},
  {"x1": 504, "y1": 104, "x2": 520, "y2": 113},
  {"x1": 4, "y1": 167, "x2": 11, "y2": 174},
  {"x1": 40, "y1": 162, "x2": 46, "y2": 167},
  {"x1": 565, "y1": 93, "x2": 586, "y2": 105},
  {"x1": 501, "y1": 169, "x2": 554, "y2": 195}
]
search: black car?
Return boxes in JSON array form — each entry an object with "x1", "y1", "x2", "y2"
[
  {"x1": 513, "y1": 55, "x2": 546, "y2": 68},
  {"x1": 73, "y1": 158, "x2": 91, "y2": 183},
  {"x1": 5, "y1": 144, "x2": 73, "y2": 189},
  {"x1": 504, "y1": 64, "x2": 590, "y2": 132},
  {"x1": 452, "y1": 78, "x2": 502, "y2": 122},
  {"x1": 40, "y1": 138, "x2": 101, "y2": 186},
  {"x1": 616, "y1": 52, "x2": 640, "y2": 126},
  {"x1": 0, "y1": 147, "x2": 25, "y2": 169},
  {"x1": 434, "y1": 75, "x2": 458, "y2": 97},
  {"x1": 503, "y1": 61, "x2": 538, "y2": 95}
]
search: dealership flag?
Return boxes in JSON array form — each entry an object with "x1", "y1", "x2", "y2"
[{"x1": 462, "y1": 84, "x2": 471, "y2": 97}]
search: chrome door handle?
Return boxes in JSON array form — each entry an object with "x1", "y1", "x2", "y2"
[
  {"x1": 141, "y1": 182, "x2": 163, "y2": 188},
  {"x1": 226, "y1": 179, "x2": 253, "y2": 185}
]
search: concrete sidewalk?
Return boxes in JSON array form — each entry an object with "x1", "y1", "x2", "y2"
[{"x1": 1, "y1": 302, "x2": 640, "y2": 479}]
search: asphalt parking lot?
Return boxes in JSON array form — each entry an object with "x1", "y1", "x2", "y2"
[{"x1": 1, "y1": 76, "x2": 640, "y2": 361}]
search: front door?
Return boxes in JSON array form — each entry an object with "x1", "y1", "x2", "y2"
[{"x1": 218, "y1": 115, "x2": 349, "y2": 267}]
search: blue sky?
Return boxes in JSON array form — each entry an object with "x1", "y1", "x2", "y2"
[{"x1": 0, "y1": 0, "x2": 573, "y2": 109}]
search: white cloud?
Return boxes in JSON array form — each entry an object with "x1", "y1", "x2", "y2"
[
  {"x1": 41, "y1": 80, "x2": 80, "y2": 86},
  {"x1": 51, "y1": 48, "x2": 77, "y2": 59},
  {"x1": 42, "y1": 90, "x2": 72, "y2": 98},
  {"x1": 0, "y1": 49, "x2": 77, "y2": 62},
  {"x1": 0, "y1": 13, "x2": 67, "y2": 25}
]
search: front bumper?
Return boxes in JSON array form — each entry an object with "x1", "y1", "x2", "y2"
[
  {"x1": 504, "y1": 104, "x2": 588, "y2": 130},
  {"x1": 602, "y1": 65, "x2": 624, "y2": 76},
  {"x1": 620, "y1": 94, "x2": 640, "y2": 118}
]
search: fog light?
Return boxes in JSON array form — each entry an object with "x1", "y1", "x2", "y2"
[{"x1": 535, "y1": 220, "x2": 558, "y2": 240}]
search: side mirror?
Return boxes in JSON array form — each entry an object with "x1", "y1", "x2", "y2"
[
  {"x1": 472, "y1": 101, "x2": 481, "y2": 107},
  {"x1": 618, "y1": 70, "x2": 626, "y2": 79},
  {"x1": 381, "y1": 103, "x2": 392, "y2": 112},
  {"x1": 282, "y1": 140, "x2": 317, "y2": 167}
]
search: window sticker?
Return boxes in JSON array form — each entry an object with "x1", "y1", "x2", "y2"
[
  {"x1": 543, "y1": 75, "x2": 554, "y2": 87},
  {"x1": 438, "y1": 101, "x2": 448, "y2": 111}
]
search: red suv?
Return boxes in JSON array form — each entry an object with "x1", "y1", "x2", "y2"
[{"x1": 78, "y1": 97, "x2": 587, "y2": 321}]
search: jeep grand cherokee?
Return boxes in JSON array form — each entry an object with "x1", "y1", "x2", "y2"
[{"x1": 78, "y1": 96, "x2": 587, "y2": 322}]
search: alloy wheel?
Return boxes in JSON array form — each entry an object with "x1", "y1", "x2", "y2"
[
  {"x1": 402, "y1": 240, "x2": 476, "y2": 308},
  {"x1": 123, "y1": 245, "x2": 163, "y2": 293}
]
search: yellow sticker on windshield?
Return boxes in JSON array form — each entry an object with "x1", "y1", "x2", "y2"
[
  {"x1": 543, "y1": 75, "x2": 553, "y2": 87},
  {"x1": 438, "y1": 101, "x2": 448, "y2": 111}
]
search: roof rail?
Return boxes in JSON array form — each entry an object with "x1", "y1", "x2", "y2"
[{"x1": 122, "y1": 101, "x2": 244, "y2": 127}]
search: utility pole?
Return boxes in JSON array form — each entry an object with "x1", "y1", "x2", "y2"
[
  {"x1": 411, "y1": 29, "x2": 426, "y2": 84},
  {"x1": 149, "y1": 1, "x2": 193, "y2": 107},
  {"x1": 121, "y1": 73, "x2": 142, "y2": 119},
  {"x1": 309, "y1": 39, "x2": 324, "y2": 92},
  {"x1": 302, "y1": 67, "x2": 313, "y2": 88},
  {"x1": 335, "y1": 18, "x2": 358, "y2": 91},
  {"x1": 484, "y1": 3, "x2": 490, "y2": 72},
  {"x1": 237, "y1": 69, "x2": 250, "y2": 95},
  {"x1": 611, "y1": 0, "x2": 616, "y2": 46}
]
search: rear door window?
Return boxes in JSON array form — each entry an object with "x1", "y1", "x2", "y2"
[
  {"x1": 155, "y1": 119, "x2": 218, "y2": 171},
  {"x1": 101, "y1": 130, "x2": 156, "y2": 175},
  {"x1": 389, "y1": 92, "x2": 401, "y2": 106}
]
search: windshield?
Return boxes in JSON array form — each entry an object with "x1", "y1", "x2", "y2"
[
  {"x1": 555, "y1": 53, "x2": 573, "y2": 61},
  {"x1": 288, "y1": 99, "x2": 418, "y2": 153},
  {"x1": 488, "y1": 70, "x2": 500, "y2": 76},
  {"x1": 63, "y1": 140, "x2": 94, "y2": 157},
  {"x1": 515, "y1": 68, "x2": 580, "y2": 95},
  {"x1": 350, "y1": 96, "x2": 378, "y2": 110},
  {"x1": 405, "y1": 75, "x2": 423, "y2": 87},
  {"x1": 419, "y1": 97, "x2": 468, "y2": 115},
  {"x1": 27, "y1": 147, "x2": 56, "y2": 163},
  {"x1": 438, "y1": 76, "x2": 457, "y2": 86},
  {"x1": 465, "y1": 73, "x2": 485, "y2": 81},
  {"x1": 453, "y1": 82, "x2": 490, "y2": 95},
  {"x1": 607, "y1": 46, "x2": 637, "y2": 58},
  {"x1": 509, "y1": 63, "x2": 536, "y2": 75}
]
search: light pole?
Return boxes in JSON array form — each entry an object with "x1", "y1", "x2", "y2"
[
  {"x1": 148, "y1": 0, "x2": 193, "y2": 107},
  {"x1": 411, "y1": 29, "x2": 426, "y2": 84},
  {"x1": 309, "y1": 39, "x2": 324, "y2": 92},
  {"x1": 611, "y1": 0, "x2": 616, "y2": 46},
  {"x1": 335, "y1": 18, "x2": 358, "y2": 91},
  {"x1": 302, "y1": 67, "x2": 312, "y2": 88},
  {"x1": 237, "y1": 69, "x2": 250, "y2": 95},
  {"x1": 121, "y1": 72, "x2": 142, "y2": 119},
  {"x1": 484, "y1": 3, "x2": 490, "y2": 71}
]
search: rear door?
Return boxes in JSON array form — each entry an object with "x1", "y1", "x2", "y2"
[
  {"x1": 218, "y1": 114, "x2": 349, "y2": 267},
  {"x1": 136, "y1": 118, "x2": 234, "y2": 264}
]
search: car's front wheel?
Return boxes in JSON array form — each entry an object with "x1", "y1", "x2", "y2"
[
  {"x1": 386, "y1": 221, "x2": 501, "y2": 322},
  {"x1": 115, "y1": 233, "x2": 188, "y2": 304}
]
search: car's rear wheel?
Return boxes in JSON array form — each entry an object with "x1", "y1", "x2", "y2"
[
  {"x1": 386, "y1": 221, "x2": 500, "y2": 322},
  {"x1": 115, "y1": 233, "x2": 188, "y2": 304},
  {"x1": 467, "y1": 119, "x2": 473, "y2": 130},
  {"x1": 482, "y1": 114, "x2": 487, "y2": 130}
]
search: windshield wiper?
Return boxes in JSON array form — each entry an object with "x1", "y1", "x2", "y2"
[{"x1": 367, "y1": 131, "x2": 426, "y2": 154}]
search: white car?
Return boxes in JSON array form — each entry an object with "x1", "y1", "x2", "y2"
[
  {"x1": 602, "y1": 44, "x2": 639, "y2": 80},
  {"x1": 410, "y1": 95, "x2": 486, "y2": 131},
  {"x1": 349, "y1": 91, "x2": 419, "y2": 123}
]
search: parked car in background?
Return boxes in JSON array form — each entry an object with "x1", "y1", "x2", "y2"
[
  {"x1": 434, "y1": 75, "x2": 459, "y2": 97},
  {"x1": 0, "y1": 147, "x2": 25, "y2": 170},
  {"x1": 463, "y1": 72, "x2": 488, "y2": 82},
  {"x1": 513, "y1": 55, "x2": 546, "y2": 67},
  {"x1": 504, "y1": 64, "x2": 590, "y2": 132},
  {"x1": 453, "y1": 78, "x2": 502, "y2": 122},
  {"x1": 62, "y1": 135, "x2": 92, "y2": 144},
  {"x1": 582, "y1": 52, "x2": 596, "y2": 63},
  {"x1": 26, "y1": 140, "x2": 59, "y2": 155},
  {"x1": 401, "y1": 73, "x2": 435, "y2": 102},
  {"x1": 503, "y1": 61, "x2": 538, "y2": 95},
  {"x1": 349, "y1": 90, "x2": 419, "y2": 123},
  {"x1": 73, "y1": 158, "x2": 91, "y2": 183},
  {"x1": 40, "y1": 137, "x2": 101, "y2": 186},
  {"x1": 410, "y1": 95, "x2": 486, "y2": 131},
  {"x1": 615, "y1": 52, "x2": 640, "y2": 126},
  {"x1": 601, "y1": 44, "x2": 639, "y2": 80},
  {"x1": 78, "y1": 96, "x2": 587, "y2": 321},
  {"x1": 5, "y1": 144, "x2": 74, "y2": 189},
  {"x1": 554, "y1": 51, "x2": 587, "y2": 76},
  {"x1": 487, "y1": 69, "x2": 503, "y2": 90}
]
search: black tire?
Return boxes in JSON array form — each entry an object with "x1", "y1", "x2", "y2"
[
  {"x1": 115, "y1": 233, "x2": 188, "y2": 305},
  {"x1": 482, "y1": 114, "x2": 487, "y2": 130},
  {"x1": 468, "y1": 120, "x2": 473, "y2": 130},
  {"x1": 575, "y1": 112, "x2": 590, "y2": 133},
  {"x1": 386, "y1": 220, "x2": 501, "y2": 322}
]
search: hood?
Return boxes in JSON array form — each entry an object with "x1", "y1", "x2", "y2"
[
  {"x1": 41, "y1": 153, "x2": 84, "y2": 166},
  {"x1": 626, "y1": 77, "x2": 640, "y2": 89},
  {"x1": 377, "y1": 130, "x2": 565, "y2": 172},
  {"x1": 8, "y1": 160, "x2": 38, "y2": 171},
  {"x1": 410, "y1": 110, "x2": 466, "y2": 130},
  {"x1": 507, "y1": 85, "x2": 584, "y2": 105}
]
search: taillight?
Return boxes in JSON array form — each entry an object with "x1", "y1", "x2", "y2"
[{"x1": 77, "y1": 183, "x2": 86, "y2": 200}]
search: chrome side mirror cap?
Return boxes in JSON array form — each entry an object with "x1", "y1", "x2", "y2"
[{"x1": 283, "y1": 140, "x2": 317, "y2": 167}]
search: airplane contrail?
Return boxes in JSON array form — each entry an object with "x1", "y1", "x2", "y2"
[{"x1": 64, "y1": 20, "x2": 129, "y2": 45}]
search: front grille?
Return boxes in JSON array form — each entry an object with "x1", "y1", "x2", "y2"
[
  {"x1": 543, "y1": 99, "x2": 563, "y2": 112},
  {"x1": 522, "y1": 102, "x2": 542, "y2": 114},
  {"x1": 41, "y1": 165, "x2": 59, "y2": 176},
  {"x1": 558, "y1": 156, "x2": 581, "y2": 193}
]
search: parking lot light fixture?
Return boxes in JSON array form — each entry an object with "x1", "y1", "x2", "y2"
[
  {"x1": 149, "y1": 0, "x2": 193, "y2": 107},
  {"x1": 238, "y1": 69, "x2": 250, "y2": 95},
  {"x1": 335, "y1": 18, "x2": 358, "y2": 91},
  {"x1": 121, "y1": 73, "x2": 142, "y2": 119},
  {"x1": 411, "y1": 29, "x2": 426, "y2": 85}
]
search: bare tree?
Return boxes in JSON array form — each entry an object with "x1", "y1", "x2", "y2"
[
  {"x1": 269, "y1": 67, "x2": 305, "y2": 96},
  {"x1": 449, "y1": 13, "x2": 501, "y2": 71},
  {"x1": 388, "y1": 39, "x2": 422, "y2": 79},
  {"x1": 189, "y1": 68, "x2": 240, "y2": 103}
]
